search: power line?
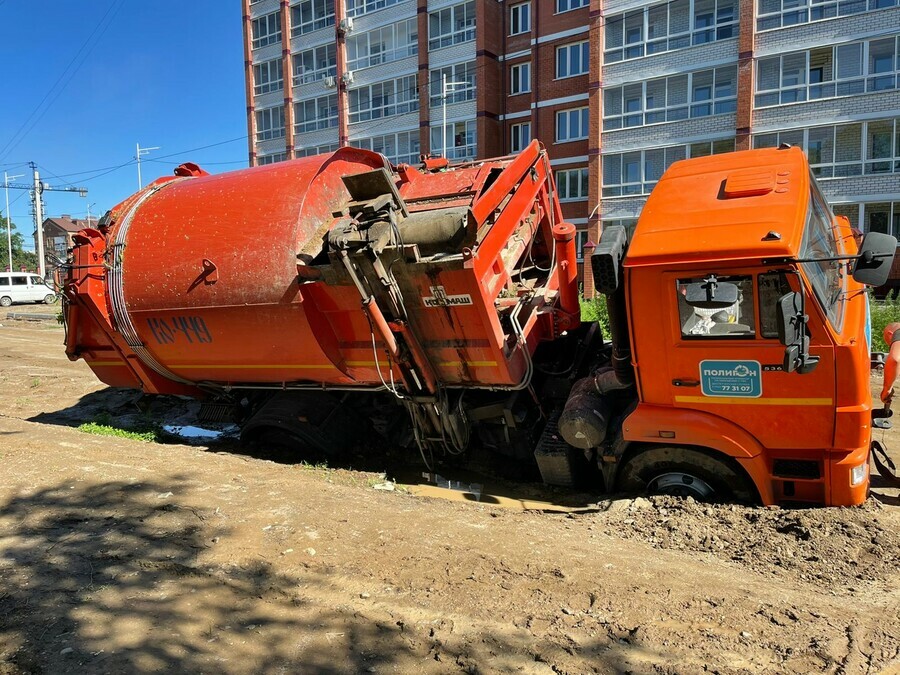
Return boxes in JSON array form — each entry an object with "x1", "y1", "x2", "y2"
[{"x1": 0, "y1": 0, "x2": 125, "y2": 162}]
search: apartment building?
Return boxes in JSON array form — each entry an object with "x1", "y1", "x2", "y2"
[
  {"x1": 241, "y1": 0, "x2": 594, "y2": 265},
  {"x1": 242, "y1": 0, "x2": 900, "y2": 291},
  {"x1": 595, "y1": 0, "x2": 900, "y2": 292}
]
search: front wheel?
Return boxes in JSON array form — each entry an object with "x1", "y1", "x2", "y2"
[
  {"x1": 615, "y1": 446, "x2": 758, "y2": 503},
  {"x1": 43, "y1": 294, "x2": 56, "y2": 305},
  {"x1": 0, "y1": 296, "x2": 11, "y2": 307}
]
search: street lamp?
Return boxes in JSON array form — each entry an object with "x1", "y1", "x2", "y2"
[
  {"x1": 4, "y1": 172, "x2": 24, "y2": 273},
  {"x1": 441, "y1": 74, "x2": 471, "y2": 161},
  {"x1": 136, "y1": 143, "x2": 160, "y2": 189}
]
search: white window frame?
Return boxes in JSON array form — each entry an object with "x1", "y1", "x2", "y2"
[
  {"x1": 296, "y1": 144, "x2": 339, "y2": 158},
  {"x1": 604, "y1": 0, "x2": 737, "y2": 63},
  {"x1": 431, "y1": 120, "x2": 477, "y2": 160},
  {"x1": 257, "y1": 152, "x2": 287, "y2": 165},
  {"x1": 293, "y1": 44, "x2": 336, "y2": 85},
  {"x1": 428, "y1": 1, "x2": 476, "y2": 51},
  {"x1": 555, "y1": 107, "x2": 589, "y2": 142},
  {"x1": 861, "y1": 202, "x2": 900, "y2": 238},
  {"x1": 347, "y1": 18, "x2": 418, "y2": 71},
  {"x1": 557, "y1": 0, "x2": 590, "y2": 13},
  {"x1": 556, "y1": 41, "x2": 590, "y2": 79},
  {"x1": 347, "y1": 0, "x2": 404, "y2": 18},
  {"x1": 757, "y1": 0, "x2": 898, "y2": 31},
  {"x1": 602, "y1": 139, "x2": 734, "y2": 197},
  {"x1": 555, "y1": 167, "x2": 590, "y2": 201},
  {"x1": 256, "y1": 105, "x2": 286, "y2": 141},
  {"x1": 349, "y1": 75, "x2": 419, "y2": 123},
  {"x1": 429, "y1": 61, "x2": 477, "y2": 106},
  {"x1": 353, "y1": 130, "x2": 421, "y2": 165},
  {"x1": 510, "y1": 2, "x2": 531, "y2": 35},
  {"x1": 603, "y1": 66, "x2": 737, "y2": 130},
  {"x1": 510, "y1": 62, "x2": 531, "y2": 95},
  {"x1": 252, "y1": 12, "x2": 281, "y2": 49},
  {"x1": 755, "y1": 37, "x2": 900, "y2": 108},
  {"x1": 254, "y1": 58, "x2": 284, "y2": 95},
  {"x1": 510, "y1": 121, "x2": 531, "y2": 152},
  {"x1": 291, "y1": 0, "x2": 335, "y2": 37},
  {"x1": 752, "y1": 117, "x2": 900, "y2": 179},
  {"x1": 575, "y1": 230, "x2": 590, "y2": 262},
  {"x1": 294, "y1": 95, "x2": 338, "y2": 134}
]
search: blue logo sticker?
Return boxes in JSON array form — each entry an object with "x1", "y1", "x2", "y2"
[{"x1": 699, "y1": 360, "x2": 762, "y2": 398}]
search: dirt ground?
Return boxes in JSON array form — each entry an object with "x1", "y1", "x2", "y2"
[{"x1": 0, "y1": 319, "x2": 899, "y2": 675}]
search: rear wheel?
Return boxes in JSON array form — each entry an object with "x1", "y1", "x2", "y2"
[
  {"x1": 43, "y1": 294, "x2": 56, "y2": 304},
  {"x1": 0, "y1": 296, "x2": 11, "y2": 307},
  {"x1": 615, "y1": 445, "x2": 757, "y2": 503}
]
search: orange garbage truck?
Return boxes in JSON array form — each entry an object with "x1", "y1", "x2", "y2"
[{"x1": 62, "y1": 142, "x2": 895, "y2": 506}]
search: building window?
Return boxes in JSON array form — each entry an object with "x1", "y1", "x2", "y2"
[
  {"x1": 556, "y1": 107, "x2": 589, "y2": 142},
  {"x1": 347, "y1": 18, "x2": 418, "y2": 71},
  {"x1": 755, "y1": 37, "x2": 900, "y2": 107},
  {"x1": 575, "y1": 230, "x2": 590, "y2": 262},
  {"x1": 352, "y1": 131, "x2": 421, "y2": 165},
  {"x1": 603, "y1": 66, "x2": 737, "y2": 130},
  {"x1": 757, "y1": 0, "x2": 898, "y2": 31},
  {"x1": 293, "y1": 44, "x2": 336, "y2": 85},
  {"x1": 556, "y1": 41, "x2": 590, "y2": 78},
  {"x1": 753, "y1": 117, "x2": 900, "y2": 178},
  {"x1": 296, "y1": 144, "x2": 339, "y2": 158},
  {"x1": 510, "y1": 121, "x2": 531, "y2": 152},
  {"x1": 294, "y1": 95, "x2": 338, "y2": 133},
  {"x1": 510, "y1": 2, "x2": 530, "y2": 34},
  {"x1": 347, "y1": 0, "x2": 404, "y2": 18},
  {"x1": 605, "y1": 0, "x2": 737, "y2": 63},
  {"x1": 557, "y1": 0, "x2": 590, "y2": 12},
  {"x1": 602, "y1": 139, "x2": 733, "y2": 197},
  {"x1": 254, "y1": 58, "x2": 284, "y2": 95},
  {"x1": 429, "y1": 61, "x2": 476, "y2": 106},
  {"x1": 256, "y1": 106, "x2": 285, "y2": 141},
  {"x1": 431, "y1": 120, "x2": 477, "y2": 160},
  {"x1": 251, "y1": 12, "x2": 282, "y2": 49},
  {"x1": 350, "y1": 75, "x2": 419, "y2": 123},
  {"x1": 510, "y1": 62, "x2": 531, "y2": 95},
  {"x1": 864, "y1": 202, "x2": 900, "y2": 238},
  {"x1": 428, "y1": 1, "x2": 476, "y2": 51},
  {"x1": 555, "y1": 167, "x2": 589, "y2": 201},
  {"x1": 258, "y1": 152, "x2": 287, "y2": 165},
  {"x1": 291, "y1": 0, "x2": 335, "y2": 37}
]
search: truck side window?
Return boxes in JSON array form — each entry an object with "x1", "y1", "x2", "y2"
[
  {"x1": 758, "y1": 272, "x2": 792, "y2": 339},
  {"x1": 677, "y1": 275, "x2": 756, "y2": 338},
  {"x1": 11, "y1": 276, "x2": 27, "y2": 286}
]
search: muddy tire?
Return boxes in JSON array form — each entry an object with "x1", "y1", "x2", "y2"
[
  {"x1": 615, "y1": 445, "x2": 758, "y2": 504},
  {"x1": 0, "y1": 296, "x2": 11, "y2": 307},
  {"x1": 43, "y1": 294, "x2": 56, "y2": 304}
]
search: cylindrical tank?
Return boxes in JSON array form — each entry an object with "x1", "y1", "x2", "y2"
[
  {"x1": 104, "y1": 148, "x2": 387, "y2": 386},
  {"x1": 558, "y1": 376, "x2": 611, "y2": 450}
]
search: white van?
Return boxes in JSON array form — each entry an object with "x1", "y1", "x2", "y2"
[{"x1": 0, "y1": 273, "x2": 57, "y2": 307}]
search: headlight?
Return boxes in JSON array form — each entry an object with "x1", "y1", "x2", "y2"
[{"x1": 850, "y1": 461, "x2": 868, "y2": 486}]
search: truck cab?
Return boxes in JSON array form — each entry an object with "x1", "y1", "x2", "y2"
[{"x1": 608, "y1": 146, "x2": 892, "y2": 506}]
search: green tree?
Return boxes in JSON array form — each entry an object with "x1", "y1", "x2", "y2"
[{"x1": 0, "y1": 214, "x2": 38, "y2": 272}]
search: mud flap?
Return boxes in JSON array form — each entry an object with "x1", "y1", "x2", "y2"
[{"x1": 871, "y1": 440, "x2": 900, "y2": 487}]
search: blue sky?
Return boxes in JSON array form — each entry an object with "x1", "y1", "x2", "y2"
[{"x1": 0, "y1": 1, "x2": 248, "y2": 248}]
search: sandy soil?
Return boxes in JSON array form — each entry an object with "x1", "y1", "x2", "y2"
[{"x1": 0, "y1": 319, "x2": 898, "y2": 674}]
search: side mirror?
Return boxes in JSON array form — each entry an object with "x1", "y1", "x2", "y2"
[
  {"x1": 776, "y1": 291, "x2": 819, "y2": 374},
  {"x1": 852, "y1": 232, "x2": 897, "y2": 287}
]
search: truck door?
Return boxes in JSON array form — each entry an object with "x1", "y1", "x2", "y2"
[{"x1": 665, "y1": 270, "x2": 835, "y2": 451}]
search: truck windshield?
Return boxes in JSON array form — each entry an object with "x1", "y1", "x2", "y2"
[{"x1": 799, "y1": 179, "x2": 845, "y2": 332}]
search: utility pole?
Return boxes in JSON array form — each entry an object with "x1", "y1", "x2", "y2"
[
  {"x1": 32, "y1": 164, "x2": 45, "y2": 278},
  {"x1": 3, "y1": 163, "x2": 87, "y2": 278},
  {"x1": 136, "y1": 143, "x2": 159, "y2": 189},
  {"x1": 86, "y1": 202, "x2": 97, "y2": 226},
  {"x1": 4, "y1": 171, "x2": 23, "y2": 273}
]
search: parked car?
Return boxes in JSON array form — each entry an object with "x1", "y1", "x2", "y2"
[{"x1": 0, "y1": 273, "x2": 56, "y2": 306}]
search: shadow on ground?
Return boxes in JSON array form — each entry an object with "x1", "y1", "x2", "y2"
[{"x1": 0, "y1": 477, "x2": 647, "y2": 674}]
